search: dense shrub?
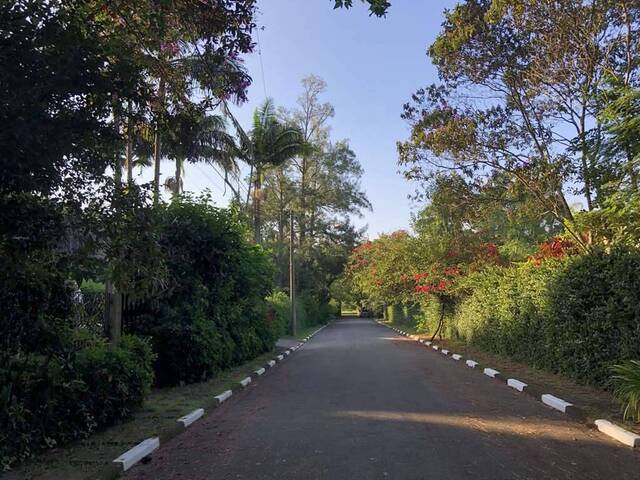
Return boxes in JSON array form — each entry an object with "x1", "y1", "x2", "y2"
[
  {"x1": 0, "y1": 334, "x2": 154, "y2": 469},
  {"x1": 442, "y1": 248, "x2": 640, "y2": 388},
  {"x1": 128, "y1": 197, "x2": 277, "y2": 386},
  {"x1": 266, "y1": 289, "x2": 334, "y2": 336},
  {"x1": 546, "y1": 248, "x2": 640, "y2": 385}
]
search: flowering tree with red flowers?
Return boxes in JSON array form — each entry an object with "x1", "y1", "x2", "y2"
[
  {"x1": 412, "y1": 262, "x2": 464, "y2": 340},
  {"x1": 346, "y1": 231, "x2": 420, "y2": 307}
]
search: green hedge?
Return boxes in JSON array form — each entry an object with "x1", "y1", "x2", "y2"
[
  {"x1": 129, "y1": 199, "x2": 277, "y2": 387},
  {"x1": 0, "y1": 334, "x2": 154, "y2": 469},
  {"x1": 449, "y1": 248, "x2": 640, "y2": 387},
  {"x1": 266, "y1": 289, "x2": 334, "y2": 336}
]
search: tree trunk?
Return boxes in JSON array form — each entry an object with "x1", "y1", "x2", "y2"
[
  {"x1": 126, "y1": 105, "x2": 133, "y2": 185},
  {"x1": 112, "y1": 96, "x2": 122, "y2": 188},
  {"x1": 153, "y1": 79, "x2": 166, "y2": 204},
  {"x1": 174, "y1": 157, "x2": 182, "y2": 199},
  {"x1": 253, "y1": 165, "x2": 262, "y2": 244},
  {"x1": 430, "y1": 301, "x2": 446, "y2": 342},
  {"x1": 299, "y1": 155, "x2": 307, "y2": 245},
  {"x1": 277, "y1": 173, "x2": 286, "y2": 287}
]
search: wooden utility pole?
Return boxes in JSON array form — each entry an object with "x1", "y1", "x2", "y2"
[{"x1": 289, "y1": 211, "x2": 297, "y2": 337}]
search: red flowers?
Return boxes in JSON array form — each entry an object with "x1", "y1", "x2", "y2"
[
  {"x1": 443, "y1": 266, "x2": 460, "y2": 276},
  {"x1": 413, "y1": 272, "x2": 429, "y2": 281},
  {"x1": 414, "y1": 279, "x2": 449, "y2": 294},
  {"x1": 528, "y1": 238, "x2": 577, "y2": 265}
]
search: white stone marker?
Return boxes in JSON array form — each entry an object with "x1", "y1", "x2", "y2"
[
  {"x1": 215, "y1": 390, "x2": 232, "y2": 404},
  {"x1": 452, "y1": 354, "x2": 462, "y2": 361},
  {"x1": 466, "y1": 360, "x2": 478, "y2": 368},
  {"x1": 277, "y1": 354, "x2": 284, "y2": 361},
  {"x1": 425, "y1": 341, "x2": 432, "y2": 346},
  {"x1": 178, "y1": 408, "x2": 204, "y2": 428},
  {"x1": 541, "y1": 394, "x2": 572, "y2": 413},
  {"x1": 267, "y1": 360, "x2": 276, "y2": 368},
  {"x1": 507, "y1": 379, "x2": 527, "y2": 392},
  {"x1": 113, "y1": 437, "x2": 160, "y2": 471},
  {"x1": 432, "y1": 345, "x2": 439, "y2": 351},
  {"x1": 441, "y1": 349, "x2": 449, "y2": 355},
  {"x1": 595, "y1": 420, "x2": 640, "y2": 448},
  {"x1": 254, "y1": 367, "x2": 266, "y2": 376},
  {"x1": 483, "y1": 368, "x2": 500, "y2": 378},
  {"x1": 239, "y1": 376, "x2": 252, "y2": 388}
]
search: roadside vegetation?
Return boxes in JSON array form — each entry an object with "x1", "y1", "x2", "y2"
[
  {"x1": 0, "y1": 1, "x2": 368, "y2": 471},
  {"x1": 344, "y1": 0, "x2": 640, "y2": 425}
]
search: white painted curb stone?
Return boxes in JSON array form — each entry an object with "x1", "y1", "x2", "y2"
[
  {"x1": 441, "y1": 349, "x2": 449, "y2": 355},
  {"x1": 507, "y1": 379, "x2": 527, "y2": 392},
  {"x1": 239, "y1": 376, "x2": 252, "y2": 388},
  {"x1": 466, "y1": 360, "x2": 478, "y2": 368},
  {"x1": 541, "y1": 394, "x2": 572, "y2": 413},
  {"x1": 254, "y1": 367, "x2": 266, "y2": 376},
  {"x1": 277, "y1": 354, "x2": 284, "y2": 361},
  {"x1": 267, "y1": 360, "x2": 276, "y2": 368},
  {"x1": 113, "y1": 437, "x2": 160, "y2": 471},
  {"x1": 284, "y1": 350, "x2": 291, "y2": 356},
  {"x1": 425, "y1": 341, "x2": 432, "y2": 346},
  {"x1": 419, "y1": 340, "x2": 425, "y2": 344},
  {"x1": 177, "y1": 408, "x2": 204, "y2": 428},
  {"x1": 483, "y1": 368, "x2": 500, "y2": 378},
  {"x1": 595, "y1": 420, "x2": 640, "y2": 448},
  {"x1": 215, "y1": 390, "x2": 232, "y2": 404},
  {"x1": 432, "y1": 345, "x2": 439, "y2": 351},
  {"x1": 452, "y1": 354, "x2": 462, "y2": 361}
]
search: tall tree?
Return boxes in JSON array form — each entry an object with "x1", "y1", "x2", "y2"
[
  {"x1": 162, "y1": 104, "x2": 238, "y2": 199},
  {"x1": 284, "y1": 75, "x2": 335, "y2": 243},
  {"x1": 398, "y1": 0, "x2": 640, "y2": 245},
  {"x1": 236, "y1": 99, "x2": 305, "y2": 244}
]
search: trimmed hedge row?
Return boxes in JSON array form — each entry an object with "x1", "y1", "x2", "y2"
[
  {"x1": 267, "y1": 289, "x2": 335, "y2": 336},
  {"x1": 128, "y1": 199, "x2": 278, "y2": 387},
  {"x1": 394, "y1": 248, "x2": 640, "y2": 388}
]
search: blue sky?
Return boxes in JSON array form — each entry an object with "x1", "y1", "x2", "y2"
[{"x1": 171, "y1": 0, "x2": 460, "y2": 238}]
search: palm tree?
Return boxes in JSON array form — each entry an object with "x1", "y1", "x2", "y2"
[
  {"x1": 163, "y1": 104, "x2": 239, "y2": 200},
  {"x1": 229, "y1": 99, "x2": 305, "y2": 243}
]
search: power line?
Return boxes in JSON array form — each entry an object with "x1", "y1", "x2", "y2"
[{"x1": 255, "y1": 25, "x2": 268, "y2": 100}]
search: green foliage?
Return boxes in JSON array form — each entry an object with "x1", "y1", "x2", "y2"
[
  {"x1": 0, "y1": 334, "x2": 154, "y2": 469},
  {"x1": 266, "y1": 290, "x2": 333, "y2": 337},
  {"x1": 333, "y1": 0, "x2": 390, "y2": 16},
  {"x1": 128, "y1": 195, "x2": 276, "y2": 387},
  {"x1": 450, "y1": 249, "x2": 640, "y2": 388},
  {"x1": 547, "y1": 248, "x2": 640, "y2": 386},
  {"x1": 611, "y1": 360, "x2": 640, "y2": 422}
]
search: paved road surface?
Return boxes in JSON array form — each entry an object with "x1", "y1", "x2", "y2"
[{"x1": 126, "y1": 318, "x2": 639, "y2": 480}]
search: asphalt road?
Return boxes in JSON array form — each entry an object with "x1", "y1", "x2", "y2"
[{"x1": 126, "y1": 318, "x2": 640, "y2": 480}]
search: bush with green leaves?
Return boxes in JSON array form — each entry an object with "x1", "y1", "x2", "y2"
[
  {"x1": 448, "y1": 248, "x2": 640, "y2": 388},
  {"x1": 611, "y1": 360, "x2": 640, "y2": 422},
  {"x1": 0, "y1": 334, "x2": 154, "y2": 469},
  {"x1": 128, "y1": 196, "x2": 276, "y2": 386},
  {"x1": 266, "y1": 289, "x2": 334, "y2": 336}
]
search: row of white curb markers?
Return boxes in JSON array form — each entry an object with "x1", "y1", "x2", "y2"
[
  {"x1": 377, "y1": 320, "x2": 640, "y2": 449},
  {"x1": 112, "y1": 323, "x2": 330, "y2": 473}
]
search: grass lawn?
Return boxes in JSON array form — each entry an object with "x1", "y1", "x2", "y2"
[
  {"x1": 379, "y1": 319, "x2": 639, "y2": 435},
  {"x1": 5, "y1": 351, "x2": 278, "y2": 480}
]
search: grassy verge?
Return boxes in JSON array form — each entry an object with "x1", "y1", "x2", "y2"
[
  {"x1": 5, "y1": 351, "x2": 277, "y2": 480},
  {"x1": 379, "y1": 319, "x2": 639, "y2": 434}
]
